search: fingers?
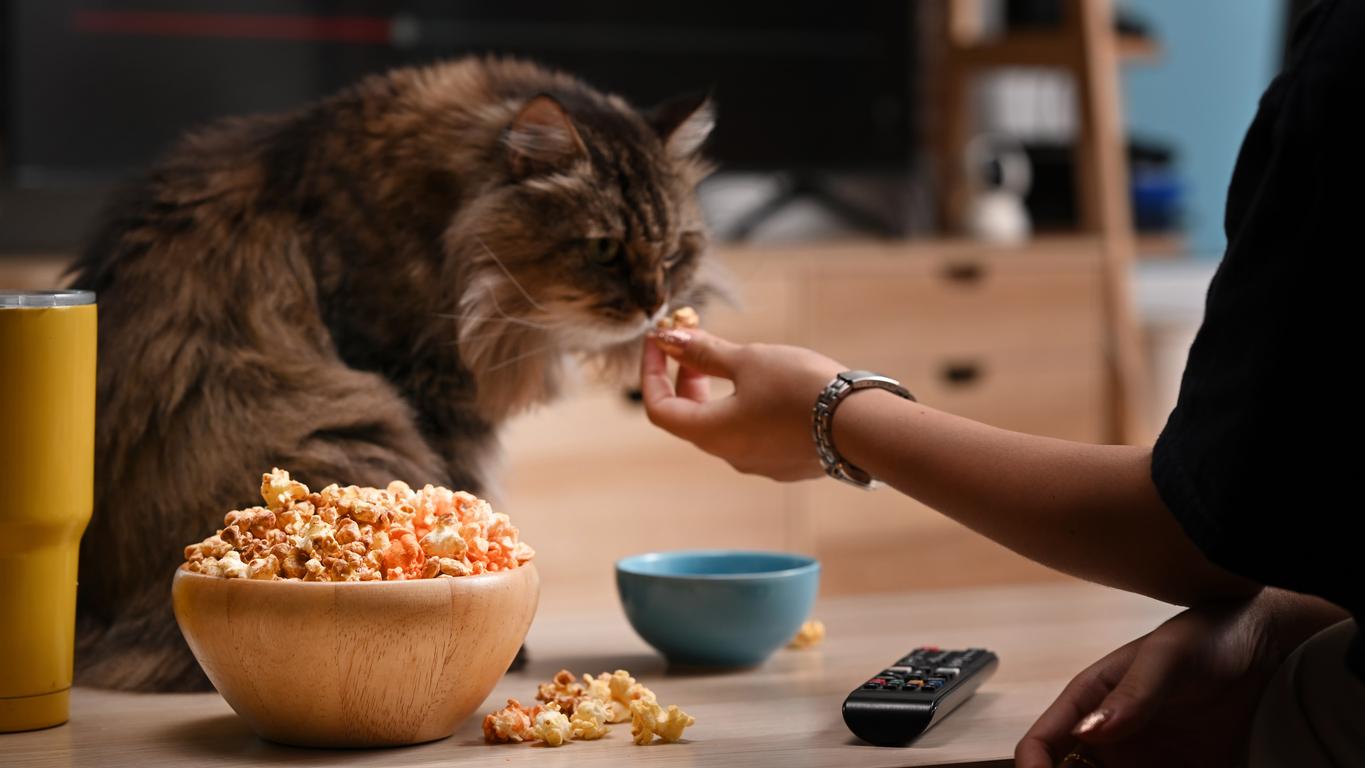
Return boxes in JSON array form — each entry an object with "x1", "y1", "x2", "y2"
[
  {"x1": 676, "y1": 361, "x2": 711, "y2": 402},
  {"x1": 640, "y1": 336, "x2": 720, "y2": 438},
  {"x1": 649, "y1": 328, "x2": 742, "y2": 379},
  {"x1": 1073, "y1": 635, "x2": 1183, "y2": 745},
  {"x1": 1015, "y1": 640, "x2": 1142, "y2": 768}
]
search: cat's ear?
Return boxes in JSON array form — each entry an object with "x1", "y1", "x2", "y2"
[
  {"x1": 648, "y1": 91, "x2": 715, "y2": 160},
  {"x1": 505, "y1": 95, "x2": 587, "y2": 176}
]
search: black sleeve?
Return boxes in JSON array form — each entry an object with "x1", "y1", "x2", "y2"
[{"x1": 1151, "y1": 0, "x2": 1362, "y2": 622}]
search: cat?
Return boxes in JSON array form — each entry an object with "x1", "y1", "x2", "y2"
[{"x1": 67, "y1": 56, "x2": 721, "y2": 692}]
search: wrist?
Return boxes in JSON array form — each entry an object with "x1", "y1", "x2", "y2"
[
  {"x1": 812, "y1": 371, "x2": 915, "y2": 488},
  {"x1": 830, "y1": 387, "x2": 903, "y2": 465},
  {"x1": 1256, "y1": 588, "x2": 1349, "y2": 663}
]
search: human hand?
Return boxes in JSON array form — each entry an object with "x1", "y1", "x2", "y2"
[
  {"x1": 639, "y1": 329, "x2": 844, "y2": 481},
  {"x1": 1017, "y1": 590, "x2": 1340, "y2": 768}
]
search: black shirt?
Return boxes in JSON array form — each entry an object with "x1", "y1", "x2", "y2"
[{"x1": 1152, "y1": 0, "x2": 1363, "y2": 678}]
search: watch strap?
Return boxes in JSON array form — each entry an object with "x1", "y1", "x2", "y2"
[{"x1": 812, "y1": 370, "x2": 915, "y2": 489}]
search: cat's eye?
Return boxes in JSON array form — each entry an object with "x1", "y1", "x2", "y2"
[{"x1": 586, "y1": 238, "x2": 622, "y2": 264}]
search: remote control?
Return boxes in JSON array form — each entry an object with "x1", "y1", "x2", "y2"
[{"x1": 842, "y1": 646, "x2": 999, "y2": 746}]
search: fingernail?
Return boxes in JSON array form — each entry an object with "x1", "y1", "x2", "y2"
[
  {"x1": 1072, "y1": 709, "x2": 1111, "y2": 736},
  {"x1": 651, "y1": 329, "x2": 692, "y2": 353}
]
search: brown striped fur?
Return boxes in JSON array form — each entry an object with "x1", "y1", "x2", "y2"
[{"x1": 67, "y1": 57, "x2": 719, "y2": 691}]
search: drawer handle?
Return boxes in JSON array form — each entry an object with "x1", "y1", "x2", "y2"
[
  {"x1": 942, "y1": 261, "x2": 986, "y2": 285},
  {"x1": 941, "y1": 361, "x2": 985, "y2": 387}
]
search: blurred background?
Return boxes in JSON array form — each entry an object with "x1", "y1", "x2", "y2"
[{"x1": 0, "y1": 0, "x2": 1302, "y2": 606}]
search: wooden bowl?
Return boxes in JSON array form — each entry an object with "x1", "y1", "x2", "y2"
[{"x1": 172, "y1": 564, "x2": 539, "y2": 747}]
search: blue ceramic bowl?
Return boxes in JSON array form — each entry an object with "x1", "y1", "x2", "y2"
[{"x1": 615, "y1": 550, "x2": 820, "y2": 667}]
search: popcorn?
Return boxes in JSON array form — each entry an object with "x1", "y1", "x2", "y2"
[
  {"x1": 482, "y1": 698, "x2": 535, "y2": 743},
  {"x1": 630, "y1": 700, "x2": 695, "y2": 745},
  {"x1": 181, "y1": 468, "x2": 533, "y2": 581},
  {"x1": 536, "y1": 669, "x2": 587, "y2": 715},
  {"x1": 655, "y1": 305, "x2": 700, "y2": 331},
  {"x1": 484, "y1": 668, "x2": 693, "y2": 747},
  {"x1": 195, "y1": 550, "x2": 248, "y2": 579},
  {"x1": 569, "y1": 699, "x2": 611, "y2": 740},
  {"x1": 532, "y1": 703, "x2": 572, "y2": 747},
  {"x1": 788, "y1": 619, "x2": 826, "y2": 649}
]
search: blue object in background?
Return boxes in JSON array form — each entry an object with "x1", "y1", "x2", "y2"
[
  {"x1": 616, "y1": 550, "x2": 820, "y2": 667},
  {"x1": 1122, "y1": 0, "x2": 1286, "y2": 257}
]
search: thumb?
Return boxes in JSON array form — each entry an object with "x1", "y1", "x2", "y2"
[
  {"x1": 650, "y1": 328, "x2": 743, "y2": 379},
  {"x1": 1072, "y1": 637, "x2": 1180, "y2": 745}
]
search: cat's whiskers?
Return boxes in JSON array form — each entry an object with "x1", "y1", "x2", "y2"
[
  {"x1": 482, "y1": 341, "x2": 567, "y2": 374},
  {"x1": 474, "y1": 236, "x2": 549, "y2": 314}
]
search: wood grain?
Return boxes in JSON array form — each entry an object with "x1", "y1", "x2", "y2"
[
  {"x1": 5, "y1": 581, "x2": 1179, "y2": 767},
  {"x1": 170, "y1": 565, "x2": 539, "y2": 747}
]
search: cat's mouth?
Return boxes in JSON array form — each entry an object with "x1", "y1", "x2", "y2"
[{"x1": 559, "y1": 306, "x2": 666, "y2": 350}]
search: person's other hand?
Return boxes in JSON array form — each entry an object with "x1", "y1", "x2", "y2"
[
  {"x1": 639, "y1": 329, "x2": 843, "y2": 481},
  {"x1": 1016, "y1": 593, "x2": 1290, "y2": 768}
]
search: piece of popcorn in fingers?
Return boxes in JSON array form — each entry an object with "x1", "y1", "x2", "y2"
[{"x1": 655, "y1": 305, "x2": 700, "y2": 331}]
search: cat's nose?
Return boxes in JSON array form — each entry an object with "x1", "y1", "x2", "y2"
[{"x1": 630, "y1": 281, "x2": 665, "y2": 317}]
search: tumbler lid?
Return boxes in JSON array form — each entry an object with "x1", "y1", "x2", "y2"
[{"x1": 0, "y1": 290, "x2": 96, "y2": 308}]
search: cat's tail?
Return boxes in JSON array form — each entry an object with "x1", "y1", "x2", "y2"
[{"x1": 75, "y1": 585, "x2": 212, "y2": 692}]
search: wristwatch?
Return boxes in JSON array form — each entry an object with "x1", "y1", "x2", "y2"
[{"x1": 812, "y1": 370, "x2": 916, "y2": 489}]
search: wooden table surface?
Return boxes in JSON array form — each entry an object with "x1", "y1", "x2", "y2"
[{"x1": 5, "y1": 581, "x2": 1177, "y2": 768}]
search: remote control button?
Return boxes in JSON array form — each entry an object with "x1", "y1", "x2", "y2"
[
  {"x1": 886, "y1": 679, "x2": 904, "y2": 689},
  {"x1": 926, "y1": 677, "x2": 946, "y2": 684},
  {"x1": 862, "y1": 682, "x2": 883, "y2": 690},
  {"x1": 934, "y1": 667, "x2": 960, "y2": 677}
]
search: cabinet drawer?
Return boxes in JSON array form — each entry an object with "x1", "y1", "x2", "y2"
[
  {"x1": 903, "y1": 351, "x2": 1105, "y2": 441},
  {"x1": 799, "y1": 249, "x2": 1104, "y2": 362}
]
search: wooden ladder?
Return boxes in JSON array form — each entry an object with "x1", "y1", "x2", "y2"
[{"x1": 933, "y1": 0, "x2": 1153, "y2": 444}]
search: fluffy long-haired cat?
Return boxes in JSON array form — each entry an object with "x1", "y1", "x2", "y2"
[{"x1": 68, "y1": 57, "x2": 719, "y2": 692}]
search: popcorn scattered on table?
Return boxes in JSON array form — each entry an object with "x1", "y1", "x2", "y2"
[
  {"x1": 484, "y1": 668, "x2": 694, "y2": 746},
  {"x1": 788, "y1": 619, "x2": 826, "y2": 649},
  {"x1": 569, "y1": 699, "x2": 611, "y2": 740},
  {"x1": 655, "y1": 306, "x2": 700, "y2": 330},
  {"x1": 532, "y1": 704, "x2": 572, "y2": 747},
  {"x1": 631, "y1": 700, "x2": 696, "y2": 745},
  {"x1": 182, "y1": 468, "x2": 533, "y2": 581},
  {"x1": 482, "y1": 698, "x2": 535, "y2": 743}
]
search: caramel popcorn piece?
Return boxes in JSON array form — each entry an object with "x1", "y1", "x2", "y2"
[
  {"x1": 788, "y1": 619, "x2": 826, "y2": 649},
  {"x1": 483, "y1": 698, "x2": 534, "y2": 743},
  {"x1": 419, "y1": 514, "x2": 467, "y2": 559},
  {"x1": 532, "y1": 703, "x2": 572, "y2": 747},
  {"x1": 536, "y1": 669, "x2": 586, "y2": 715},
  {"x1": 569, "y1": 698, "x2": 611, "y2": 740}
]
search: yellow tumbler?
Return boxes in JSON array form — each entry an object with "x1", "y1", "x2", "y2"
[{"x1": 0, "y1": 290, "x2": 96, "y2": 732}]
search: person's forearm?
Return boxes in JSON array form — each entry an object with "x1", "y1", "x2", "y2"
[{"x1": 832, "y1": 390, "x2": 1260, "y2": 606}]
